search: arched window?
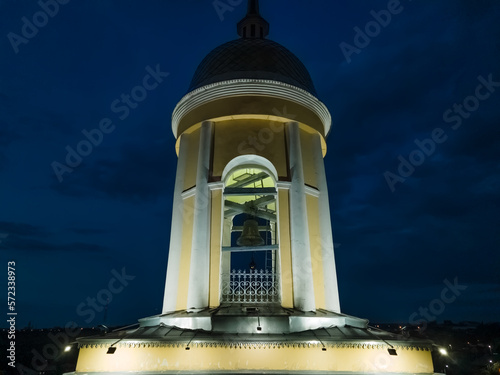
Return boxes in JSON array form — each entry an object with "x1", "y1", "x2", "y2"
[{"x1": 220, "y1": 163, "x2": 280, "y2": 304}]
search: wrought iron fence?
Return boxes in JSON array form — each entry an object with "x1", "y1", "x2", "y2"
[{"x1": 221, "y1": 269, "x2": 280, "y2": 303}]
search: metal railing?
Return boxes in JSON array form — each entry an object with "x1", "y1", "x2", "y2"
[{"x1": 221, "y1": 269, "x2": 280, "y2": 303}]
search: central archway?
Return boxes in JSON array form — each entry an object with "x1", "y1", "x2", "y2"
[{"x1": 220, "y1": 156, "x2": 280, "y2": 304}]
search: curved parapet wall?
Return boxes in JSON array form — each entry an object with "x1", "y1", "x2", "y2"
[{"x1": 75, "y1": 335, "x2": 435, "y2": 374}]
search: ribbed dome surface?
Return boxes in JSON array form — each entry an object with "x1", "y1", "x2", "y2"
[{"x1": 188, "y1": 38, "x2": 317, "y2": 96}]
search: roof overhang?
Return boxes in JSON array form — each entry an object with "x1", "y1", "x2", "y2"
[{"x1": 172, "y1": 79, "x2": 332, "y2": 138}]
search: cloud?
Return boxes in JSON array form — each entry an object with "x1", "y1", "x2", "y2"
[
  {"x1": 0, "y1": 221, "x2": 49, "y2": 237},
  {"x1": 0, "y1": 129, "x2": 20, "y2": 147},
  {"x1": 50, "y1": 140, "x2": 176, "y2": 202},
  {"x1": 68, "y1": 227, "x2": 111, "y2": 235},
  {"x1": 0, "y1": 235, "x2": 107, "y2": 253},
  {"x1": 0, "y1": 221, "x2": 108, "y2": 254},
  {"x1": 325, "y1": 0, "x2": 500, "y2": 298}
]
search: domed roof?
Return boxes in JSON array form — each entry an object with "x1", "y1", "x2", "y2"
[
  {"x1": 188, "y1": 38, "x2": 317, "y2": 96},
  {"x1": 187, "y1": 0, "x2": 317, "y2": 96}
]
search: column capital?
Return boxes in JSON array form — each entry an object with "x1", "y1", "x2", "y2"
[
  {"x1": 208, "y1": 182, "x2": 224, "y2": 191},
  {"x1": 276, "y1": 181, "x2": 291, "y2": 190}
]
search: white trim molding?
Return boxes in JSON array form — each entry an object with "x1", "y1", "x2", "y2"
[
  {"x1": 276, "y1": 181, "x2": 291, "y2": 190},
  {"x1": 181, "y1": 186, "x2": 196, "y2": 199},
  {"x1": 172, "y1": 79, "x2": 332, "y2": 137},
  {"x1": 304, "y1": 185, "x2": 320, "y2": 198},
  {"x1": 208, "y1": 182, "x2": 225, "y2": 191},
  {"x1": 221, "y1": 154, "x2": 279, "y2": 184}
]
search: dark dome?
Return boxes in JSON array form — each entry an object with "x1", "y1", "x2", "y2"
[{"x1": 188, "y1": 38, "x2": 317, "y2": 96}]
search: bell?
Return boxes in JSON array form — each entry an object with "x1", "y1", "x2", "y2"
[{"x1": 237, "y1": 219, "x2": 264, "y2": 247}]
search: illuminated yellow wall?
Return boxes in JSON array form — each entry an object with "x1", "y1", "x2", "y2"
[
  {"x1": 212, "y1": 119, "x2": 288, "y2": 179},
  {"x1": 307, "y1": 194, "x2": 325, "y2": 309},
  {"x1": 76, "y1": 344, "x2": 434, "y2": 373},
  {"x1": 176, "y1": 96, "x2": 326, "y2": 138},
  {"x1": 182, "y1": 127, "x2": 201, "y2": 191},
  {"x1": 209, "y1": 189, "x2": 222, "y2": 307},
  {"x1": 175, "y1": 195, "x2": 195, "y2": 310},
  {"x1": 300, "y1": 130, "x2": 318, "y2": 188},
  {"x1": 278, "y1": 189, "x2": 293, "y2": 308}
]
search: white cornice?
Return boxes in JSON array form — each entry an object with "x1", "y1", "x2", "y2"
[
  {"x1": 208, "y1": 182, "x2": 224, "y2": 191},
  {"x1": 304, "y1": 185, "x2": 320, "y2": 198},
  {"x1": 172, "y1": 79, "x2": 331, "y2": 137},
  {"x1": 181, "y1": 186, "x2": 196, "y2": 199},
  {"x1": 276, "y1": 181, "x2": 291, "y2": 190}
]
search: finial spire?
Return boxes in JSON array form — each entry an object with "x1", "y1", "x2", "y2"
[
  {"x1": 237, "y1": 0, "x2": 269, "y2": 39},
  {"x1": 247, "y1": 0, "x2": 259, "y2": 15}
]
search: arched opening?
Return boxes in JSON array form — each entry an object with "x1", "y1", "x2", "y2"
[{"x1": 220, "y1": 165, "x2": 280, "y2": 304}]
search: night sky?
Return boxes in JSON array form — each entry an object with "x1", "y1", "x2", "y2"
[{"x1": 1, "y1": 0, "x2": 499, "y2": 329}]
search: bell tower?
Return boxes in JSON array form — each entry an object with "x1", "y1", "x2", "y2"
[
  {"x1": 161, "y1": 0, "x2": 340, "y2": 315},
  {"x1": 71, "y1": 2, "x2": 437, "y2": 374}
]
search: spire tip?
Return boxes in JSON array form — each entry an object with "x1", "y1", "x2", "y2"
[{"x1": 237, "y1": 0, "x2": 269, "y2": 39}]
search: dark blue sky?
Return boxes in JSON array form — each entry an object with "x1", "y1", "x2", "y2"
[{"x1": 1, "y1": 0, "x2": 499, "y2": 328}]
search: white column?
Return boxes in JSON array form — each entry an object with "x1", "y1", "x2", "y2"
[
  {"x1": 312, "y1": 133, "x2": 341, "y2": 313},
  {"x1": 286, "y1": 121, "x2": 316, "y2": 311},
  {"x1": 162, "y1": 134, "x2": 189, "y2": 313},
  {"x1": 221, "y1": 217, "x2": 232, "y2": 273},
  {"x1": 220, "y1": 216, "x2": 232, "y2": 299},
  {"x1": 186, "y1": 121, "x2": 213, "y2": 309}
]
